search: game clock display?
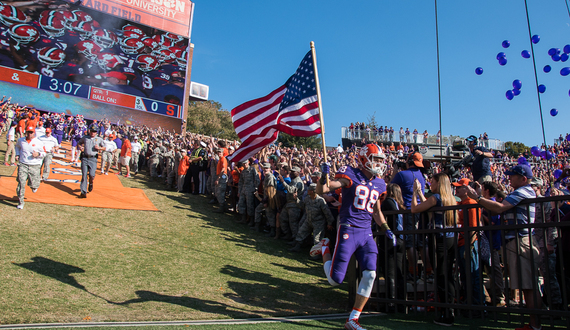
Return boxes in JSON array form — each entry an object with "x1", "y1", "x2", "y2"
[{"x1": 0, "y1": 65, "x2": 180, "y2": 118}]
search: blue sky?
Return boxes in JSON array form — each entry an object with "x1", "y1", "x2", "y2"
[{"x1": 189, "y1": 1, "x2": 570, "y2": 148}]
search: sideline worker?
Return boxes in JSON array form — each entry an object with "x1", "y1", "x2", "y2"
[{"x1": 77, "y1": 123, "x2": 105, "y2": 198}]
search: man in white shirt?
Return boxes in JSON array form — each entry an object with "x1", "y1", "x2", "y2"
[
  {"x1": 101, "y1": 134, "x2": 117, "y2": 175},
  {"x1": 38, "y1": 127, "x2": 60, "y2": 180},
  {"x1": 130, "y1": 135, "x2": 142, "y2": 175},
  {"x1": 4, "y1": 121, "x2": 16, "y2": 166},
  {"x1": 15, "y1": 126, "x2": 46, "y2": 209},
  {"x1": 35, "y1": 121, "x2": 46, "y2": 137}
]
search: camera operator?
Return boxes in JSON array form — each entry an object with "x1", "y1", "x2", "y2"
[{"x1": 466, "y1": 135, "x2": 493, "y2": 183}]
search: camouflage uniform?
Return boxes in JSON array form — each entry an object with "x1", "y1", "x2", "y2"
[
  {"x1": 279, "y1": 174, "x2": 304, "y2": 238},
  {"x1": 294, "y1": 193, "x2": 335, "y2": 245},
  {"x1": 159, "y1": 144, "x2": 167, "y2": 177},
  {"x1": 148, "y1": 144, "x2": 162, "y2": 179},
  {"x1": 238, "y1": 165, "x2": 260, "y2": 216},
  {"x1": 254, "y1": 171, "x2": 277, "y2": 225},
  {"x1": 173, "y1": 150, "x2": 182, "y2": 189},
  {"x1": 163, "y1": 146, "x2": 175, "y2": 188}
]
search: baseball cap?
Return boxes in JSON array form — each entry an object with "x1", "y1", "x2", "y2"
[
  {"x1": 45, "y1": 127, "x2": 52, "y2": 133},
  {"x1": 291, "y1": 166, "x2": 301, "y2": 172},
  {"x1": 308, "y1": 183, "x2": 317, "y2": 191},
  {"x1": 200, "y1": 141, "x2": 207, "y2": 148},
  {"x1": 26, "y1": 126, "x2": 35, "y2": 132},
  {"x1": 409, "y1": 152, "x2": 424, "y2": 168},
  {"x1": 262, "y1": 163, "x2": 271, "y2": 169},
  {"x1": 451, "y1": 178, "x2": 471, "y2": 187},
  {"x1": 89, "y1": 123, "x2": 99, "y2": 131},
  {"x1": 505, "y1": 164, "x2": 533, "y2": 179},
  {"x1": 311, "y1": 171, "x2": 322, "y2": 177}
]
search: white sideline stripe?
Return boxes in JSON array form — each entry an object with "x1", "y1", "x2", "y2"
[{"x1": 0, "y1": 313, "x2": 383, "y2": 329}]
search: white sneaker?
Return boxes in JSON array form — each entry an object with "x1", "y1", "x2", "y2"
[
  {"x1": 345, "y1": 319, "x2": 366, "y2": 330},
  {"x1": 17, "y1": 204, "x2": 23, "y2": 209},
  {"x1": 309, "y1": 238, "x2": 330, "y2": 257},
  {"x1": 104, "y1": 172, "x2": 108, "y2": 175},
  {"x1": 32, "y1": 188, "x2": 37, "y2": 193}
]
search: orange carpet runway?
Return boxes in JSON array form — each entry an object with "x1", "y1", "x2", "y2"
[{"x1": 0, "y1": 142, "x2": 158, "y2": 211}]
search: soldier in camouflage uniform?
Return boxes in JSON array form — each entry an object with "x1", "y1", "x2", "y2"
[
  {"x1": 172, "y1": 146, "x2": 182, "y2": 190},
  {"x1": 252, "y1": 163, "x2": 277, "y2": 232},
  {"x1": 237, "y1": 159, "x2": 260, "y2": 223},
  {"x1": 213, "y1": 148, "x2": 229, "y2": 213},
  {"x1": 208, "y1": 150, "x2": 219, "y2": 202},
  {"x1": 164, "y1": 143, "x2": 175, "y2": 189},
  {"x1": 148, "y1": 141, "x2": 162, "y2": 180},
  {"x1": 278, "y1": 166, "x2": 305, "y2": 240},
  {"x1": 289, "y1": 183, "x2": 335, "y2": 253},
  {"x1": 158, "y1": 140, "x2": 167, "y2": 179}
]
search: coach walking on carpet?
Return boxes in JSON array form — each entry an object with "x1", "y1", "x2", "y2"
[{"x1": 77, "y1": 124, "x2": 105, "y2": 198}]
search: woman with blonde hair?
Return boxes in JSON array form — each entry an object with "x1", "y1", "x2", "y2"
[{"x1": 411, "y1": 172, "x2": 457, "y2": 327}]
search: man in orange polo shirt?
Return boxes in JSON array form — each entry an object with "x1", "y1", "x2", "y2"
[
  {"x1": 118, "y1": 135, "x2": 132, "y2": 178},
  {"x1": 214, "y1": 148, "x2": 228, "y2": 213}
]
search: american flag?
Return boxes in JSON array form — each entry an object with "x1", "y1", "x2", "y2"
[{"x1": 229, "y1": 51, "x2": 321, "y2": 162}]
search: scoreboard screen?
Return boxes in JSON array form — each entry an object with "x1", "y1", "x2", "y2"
[{"x1": 0, "y1": 0, "x2": 194, "y2": 127}]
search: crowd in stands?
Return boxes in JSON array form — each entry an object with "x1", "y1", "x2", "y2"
[{"x1": 2, "y1": 100, "x2": 570, "y2": 327}]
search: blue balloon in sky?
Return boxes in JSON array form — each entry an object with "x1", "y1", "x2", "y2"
[
  {"x1": 521, "y1": 50, "x2": 531, "y2": 58},
  {"x1": 502, "y1": 40, "x2": 510, "y2": 48},
  {"x1": 513, "y1": 79, "x2": 522, "y2": 89},
  {"x1": 551, "y1": 108, "x2": 558, "y2": 116},
  {"x1": 544, "y1": 65, "x2": 552, "y2": 73},
  {"x1": 562, "y1": 53, "x2": 569, "y2": 62},
  {"x1": 532, "y1": 35, "x2": 540, "y2": 44},
  {"x1": 506, "y1": 90, "x2": 514, "y2": 100},
  {"x1": 565, "y1": 45, "x2": 570, "y2": 54},
  {"x1": 561, "y1": 67, "x2": 570, "y2": 76},
  {"x1": 531, "y1": 147, "x2": 541, "y2": 157},
  {"x1": 497, "y1": 52, "x2": 506, "y2": 60},
  {"x1": 475, "y1": 67, "x2": 483, "y2": 75},
  {"x1": 513, "y1": 89, "x2": 521, "y2": 96},
  {"x1": 499, "y1": 58, "x2": 507, "y2": 66},
  {"x1": 538, "y1": 84, "x2": 546, "y2": 93},
  {"x1": 567, "y1": 135, "x2": 570, "y2": 142},
  {"x1": 553, "y1": 54, "x2": 561, "y2": 61},
  {"x1": 549, "y1": 48, "x2": 557, "y2": 56}
]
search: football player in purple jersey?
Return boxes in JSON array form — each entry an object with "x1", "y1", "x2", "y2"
[{"x1": 316, "y1": 144, "x2": 396, "y2": 330}]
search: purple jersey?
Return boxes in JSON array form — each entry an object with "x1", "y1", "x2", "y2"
[{"x1": 335, "y1": 165, "x2": 386, "y2": 227}]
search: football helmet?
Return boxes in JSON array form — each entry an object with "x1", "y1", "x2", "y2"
[
  {"x1": 39, "y1": 13, "x2": 66, "y2": 38},
  {"x1": 122, "y1": 24, "x2": 144, "y2": 37},
  {"x1": 358, "y1": 144, "x2": 386, "y2": 176},
  {"x1": 93, "y1": 29, "x2": 117, "y2": 49},
  {"x1": 70, "y1": 20, "x2": 95, "y2": 40},
  {"x1": 119, "y1": 37, "x2": 144, "y2": 54},
  {"x1": 152, "y1": 33, "x2": 171, "y2": 48},
  {"x1": 176, "y1": 50, "x2": 188, "y2": 69},
  {"x1": 76, "y1": 40, "x2": 102, "y2": 61},
  {"x1": 140, "y1": 36, "x2": 158, "y2": 50},
  {"x1": 59, "y1": 10, "x2": 78, "y2": 29},
  {"x1": 136, "y1": 54, "x2": 159, "y2": 72},
  {"x1": 122, "y1": 30, "x2": 141, "y2": 40},
  {"x1": 38, "y1": 47, "x2": 66, "y2": 68},
  {"x1": 9, "y1": 24, "x2": 39, "y2": 45},
  {"x1": 151, "y1": 47, "x2": 175, "y2": 63},
  {"x1": 164, "y1": 32, "x2": 183, "y2": 44},
  {"x1": 72, "y1": 10, "x2": 92, "y2": 22},
  {"x1": 0, "y1": 5, "x2": 27, "y2": 27},
  {"x1": 97, "y1": 52, "x2": 123, "y2": 71}
]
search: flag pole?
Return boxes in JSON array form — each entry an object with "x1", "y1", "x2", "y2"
[{"x1": 310, "y1": 41, "x2": 329, "y2": 185}]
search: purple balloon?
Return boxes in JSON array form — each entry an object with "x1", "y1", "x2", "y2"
[
  {"x1": 567, "y1": 135, "x2": 570, "y2": 142},
  {"x1": 551, "y1": 108, "x2": 558, "y2": 116},
  {"x1": 549, "y1": 48, "x2": 557, "y2": 56},
  {"x1": 538, "y1": 84, "x2": 546, "y2": 93},
  {"x1": 499, "y1": 58, "x2": 507, "y2": 66},
  {"x1": 513, "y1": 89, "x2": 521, "y2": 96},
  {"x1": 513, "y1": 79, "x2": 522, "y2": 89},
  {"x1": 554, "y1": 169, "x2": 563, "y2": 179},
  {"x1": 518, "y1": 156, "x2": 528, "y2": 165},
  {"x1": 565, "y1": 45, "x2": 570, "y2": 54},
  {"x1": 475, "y1": 67, "x2": 483, "y2": 75},
  {"x1": 540, "y1": 150, "x2": 547, "y2": 159},
  {"x1": 502, "y1": 40, "x2": 510, "y2": 48},
  {"x1": 553, "y1": 54, "x2": 561, "y2": 61},
  {"x1": 506, "y1": 90, "x2": 514, "y2": 100},
  {"x1": 544, "y1": 65, "x2": 552, "y2": 73},
  {"x1": 521, "y1": 50, "x2": 531, "y2": 58},
  {"x1": 562, "y1": 53, "x2": 569, "y2": 62},
  {"x1": 532, "y1": 35, "x2": 540, "y2": 44},
  {"x1": 546, "y1": 151, "x2": 554, "y2": 160},
  {"x1": 497, "y1": 52, "x2": 506, "y2": 60},
  {"x1": 561, "y1": 67, "x2": 570, "y2": 76},
  {"x1": 531, "y1": 148, "x2": 541, "y2": 157}
]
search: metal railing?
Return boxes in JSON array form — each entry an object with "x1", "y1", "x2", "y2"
[{"x1": 347, "y1": 194, "x2": 570, "y2": 328}]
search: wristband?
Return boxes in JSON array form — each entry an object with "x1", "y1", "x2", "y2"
[
  {"x1": 477, "y1": 195, "x2": 483, "y2": 202},
  {"x1": 380, "y1": 223, "x2": 390, "y2": 232}
]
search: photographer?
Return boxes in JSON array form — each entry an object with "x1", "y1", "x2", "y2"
[{"x1": 466, "y1": 135, "x2": 493, "y2": 183}]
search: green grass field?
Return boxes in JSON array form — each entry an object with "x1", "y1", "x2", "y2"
[{"x1": 0, "y1": 139, "x2": 567, "y2": 329}]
